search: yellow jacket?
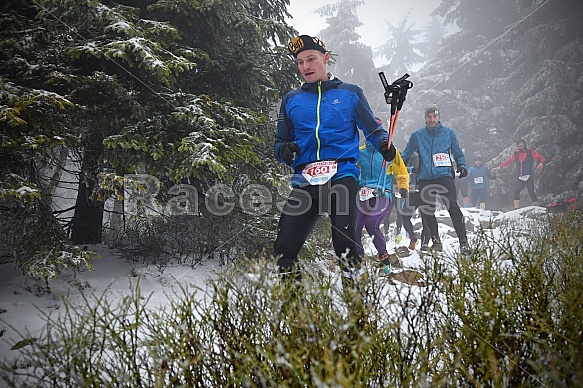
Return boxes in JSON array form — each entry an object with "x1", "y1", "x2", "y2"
[{"x1": 357, "y1": 143, "x2": 409, "y2": 193}]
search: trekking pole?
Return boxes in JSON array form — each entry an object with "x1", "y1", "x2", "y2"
[
  {"x1": 376, "y1": 72, "x2": 414, "y2": 198},
  {"x1": 391, "y1": 75, "x2": 413, "y2": 141},
  {"x1": 379, "y1": 72, "x2": 400, "y2": 145},
  {"x1": 374, "y1": 160, "x2": 389, "y2": 197},
  {"x1": 378, "y1": 72, "x2": 414, "y2": 146}
]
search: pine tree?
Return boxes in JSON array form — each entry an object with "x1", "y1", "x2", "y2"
[
  {"x1": 432, "y1": 0, "x2": 519, "y2": 39},
  {"x1": 313, "y1": 0, "x2": 383, "y2": 113},
  {"x1": 419, "y1": 16, "x2": 447, "y2": 63},
  {"x1": 0, "y1": 0, "x2": 99, "y2": 277},
  {"x1": 0, "y1": 0, "x2": 298, "y2": 277},
  {"x1": 375, "y1": 12, "x2": 424, "y2": 79}
]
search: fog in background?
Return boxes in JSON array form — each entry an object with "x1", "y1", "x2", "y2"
[
  {"x1": 1, "y1": 0, "x2": 581, "y2": 272},
  {"x1": 288, "y1": 0, "x2": 450, "y2": 68},
  {"x1": 286, "y1": 0, "x2": 583, "y2": 209}
]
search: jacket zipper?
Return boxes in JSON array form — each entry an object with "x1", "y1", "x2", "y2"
[
  {"x1": 316, "y1": 82, "x2": 322, "y2": 160},
  {"x1": 431, "y1": 129, "x2": 435, "y2": 180}
]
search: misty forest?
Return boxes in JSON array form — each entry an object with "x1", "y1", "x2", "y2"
[
  {"x1": 2, "y1": 0, "x2": 583, "y2": 386},
  {"x1": 2, "y1": 0, "x2": 581, "y2": 278}
]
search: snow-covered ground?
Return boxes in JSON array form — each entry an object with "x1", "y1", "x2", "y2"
[
  {"x1": 0, "y1": 245, "x2": 219, "y2": 364},
  {"x1": 0, "y1": 206, "x2": 547, "y2": 366}
]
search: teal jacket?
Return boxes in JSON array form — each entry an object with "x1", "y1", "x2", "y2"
[{"x1": 401, "y1": 122, "x2": 466, "y2": 182}]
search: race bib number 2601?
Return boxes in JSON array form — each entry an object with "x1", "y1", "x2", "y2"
[{"x1": 433, "y1": 153, "x2": 452, "y2": 167}]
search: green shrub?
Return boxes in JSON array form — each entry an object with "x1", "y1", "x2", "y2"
[{"x1": 1, "y1": 206, "x2": 582, "y2": 387}]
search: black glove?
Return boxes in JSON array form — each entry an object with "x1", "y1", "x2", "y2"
[
  {"x1": 398, "y1": 188, "x2": 408, "y2": 199},
  {"x1": 281, "y1": 142, "x2": 301, "y2": 166},
  {"x1": 379, "y1": 141, "x2": 396, "y2": 162},
  {"x1": 457, "y1": 166, "x2": 468, "y2": 178}
]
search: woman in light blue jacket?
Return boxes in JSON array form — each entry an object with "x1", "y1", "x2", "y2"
[{"x1": 355, "y1": 120, "x2": 409, "y2": 265}]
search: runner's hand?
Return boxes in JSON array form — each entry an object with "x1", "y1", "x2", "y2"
[
  {"x1": 281, "y1": 142, "x2": 301, "y2": 166},
  {"x1": 457, "y1": 166, "x2": 468, "y2": 178},
  {"x1": 379, "y1": 141, "x2": 396, "y2": 162}
]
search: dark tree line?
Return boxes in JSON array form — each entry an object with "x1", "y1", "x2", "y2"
[{"x1": 0, "y1": 0, "x2": 298, "y2": 278}]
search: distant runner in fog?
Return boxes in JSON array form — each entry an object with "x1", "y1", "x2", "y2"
[
  {"x1": 491, "y1": 138, "x2": 545, "y2": 209},
  {"x1": 468, "y1": 155, "x2": 496, "y2": 209}
]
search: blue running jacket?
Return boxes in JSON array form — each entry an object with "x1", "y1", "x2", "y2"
[{"x1": 274, "y1": 78, "x2": 388, "y2": 186}]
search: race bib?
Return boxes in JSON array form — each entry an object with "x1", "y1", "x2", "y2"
[
  {"x1": 302, "y1": 161, "x2": 337, "y2": 185},
  {"x1": 433, "y1": 153, "x2": 452, "y2": 167},
  {"x1": 474, "y1": 176, "x2": 484, "y2": 184},
  {"x1": 519, "y1": 175, "x2": 530, "y2": 181},
  {"x1": 359, "y1": 186, "x2": 375, "y2": 201}
]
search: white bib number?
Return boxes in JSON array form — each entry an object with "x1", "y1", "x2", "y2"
[
  {"x1": 474, "y1": 176, "x2": 484, "y2": 184},
  {"x1": 433, "y1": 153, "x2": 452, "y2": 167},
  {"x1": 359, "y1": 187, "x2": 375, "y2": 201},
  {"x1": 302, "y1": 161, "x2": 338, "y2": 185},
  {"x1": 519, "y1": 175, "x2": 530, "y2": 181}
]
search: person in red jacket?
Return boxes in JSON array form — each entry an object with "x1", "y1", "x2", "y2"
[{"x1": 491, "y1": 139, "x2": 546, "y2": 209}]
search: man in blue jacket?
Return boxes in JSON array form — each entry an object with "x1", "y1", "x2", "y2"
[
  {"x1": 273, "y1": 35, "x2": 396, "y2": 281},
  {"x1": 401, "y1": 104, "x2": 471, "y2": 255}
]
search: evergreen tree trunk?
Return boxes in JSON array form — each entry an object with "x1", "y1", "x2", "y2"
[{"x1": 71, "y1": 132, "x2": 104, "y2": 244}]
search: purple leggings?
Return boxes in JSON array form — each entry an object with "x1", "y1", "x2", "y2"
[{"x1": 355, "y1": 196, "x2": 392, "y2": 256}]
